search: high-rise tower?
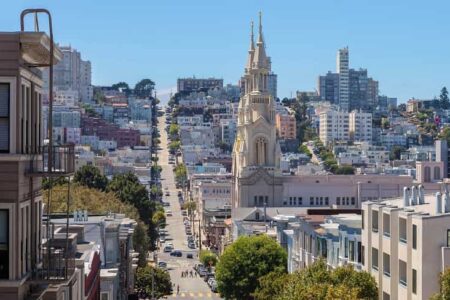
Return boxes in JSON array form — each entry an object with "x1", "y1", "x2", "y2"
[
  {"x1": 337, "y1": 47, "x2": 349, "y2": 112},
  {"x1": 232, "y1": 13, "x2": 282, "y2": 208}
]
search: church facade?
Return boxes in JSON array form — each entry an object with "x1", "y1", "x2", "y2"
[{"x1": 232, "y1": 14, "x2": 413, "y2": 213}]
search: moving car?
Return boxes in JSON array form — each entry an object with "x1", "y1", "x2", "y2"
[{"x1": 170, "y1": 250, "x2": 182, "y2": 257}]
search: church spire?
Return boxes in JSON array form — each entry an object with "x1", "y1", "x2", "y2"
[
  {"x1": 246, "y1": 21, "x2": 255, "y2": 72},
  {"x1": 253, "y1": 11, "x2": 268, "y2": 69}
]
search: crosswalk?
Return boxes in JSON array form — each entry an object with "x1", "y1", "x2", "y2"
[{"x1": 171, "y1": 291, "x2": 214, "y2": 298}]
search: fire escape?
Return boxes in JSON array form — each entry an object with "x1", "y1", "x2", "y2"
[{"x1": 20, "y1": 9, "x2": 76, "y2": 284}]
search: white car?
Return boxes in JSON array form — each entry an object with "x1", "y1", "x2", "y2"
[
  {"x1": 163, "y1": 245, "x2": 173, "y2": 252},
  {"x1": 166, "y1": 210, "x2": 173, "y2": 217},
  {"x1": 158, "y1": 261, "x2": 167, "y2": 269}
]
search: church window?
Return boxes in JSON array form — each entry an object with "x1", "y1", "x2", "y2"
[{"x1": 255, "y1": 137, "x2": 268, "y2": 165}]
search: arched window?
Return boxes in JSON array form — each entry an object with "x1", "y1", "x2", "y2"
[
  {"x1": 434, "y1": 166, "x2": 441, "y2": 180},
  {"x1": 424, "y1": 166, "x2": 431, "y2": 183},
  {"x1": 255, "y1": 137, "x2": 268, "y2": 165}
]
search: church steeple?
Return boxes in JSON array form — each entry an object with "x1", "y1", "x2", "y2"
[
  {"x1": 246, "y1": 21, "x2": 255, "y2": 72},
  {"x1": 253, "y1": 11, "x2": 268, "y2": 69}
]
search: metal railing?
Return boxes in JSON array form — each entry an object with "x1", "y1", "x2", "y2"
[{"x1": 27, "y1": 145, "x2": 75, "y2": 176}]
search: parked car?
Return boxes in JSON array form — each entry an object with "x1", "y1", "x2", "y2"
[
  {"x1": 158, "y1": 261, "x2": 167, "y2": 269},
  {"x1": 181, "y1": 210, "x2": 188, "y2": 216},
  {"x1": 194, "y1": 263, "x2": 205, "y2": 272},
  {"x1": 207, "y1": 278, "x2": 216, "y2": 287},
  {"x1": 188, "y1": 241, "x2": 196, "y2": 249},
  {"x1": 170, "y1": 250, "x2": 182, "y2": 257},
  {"x1": 198, "y1": 268, "x2": 208, "y2": 277},
  {"x1": 159, "y1": 236, "x2": 165, "y2": 243},
  {"x1": 162, "y1": 201, "x2": 170, "y2": 207},
  {"x1": 210, "y1": 281, "x2": 218, "y2": 292},
  {"x1": 177, "y1": 191, "x2": 182, "y2": 197},
  {"x1": 163, "y1": 245, "x2": 173, "y2": 252},
  {"x1": 164, "y1": 186, "x2": 169, "y2": 190},
  {"x1": 184, "y1": 220, "x2": 190, "y2": 226},
  {"x1": 186, "y1": 253, "x2": 193, "y2": 259},
  {"x1": 166, "y1": 210, "x2": 172, "y2": 217},
  {"x1": 165, "y1": 191, "x2": 170, "y2": 196}
]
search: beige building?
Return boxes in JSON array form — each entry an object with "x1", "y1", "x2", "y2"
[
  {"x1": 362, "y1": 184, "x2": 450, "y2": 299},
  {"x1": 275, "y1": 113, "x2": 296, "y2": 140},
  {"x1": 349, "y1": 110, "x2": 372, "y2": 143},
  {"x1": 319, "y1": 110, "x2": 350, "y2": 145}
]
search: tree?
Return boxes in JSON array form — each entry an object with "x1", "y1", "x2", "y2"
[
  {"x1": 169, "y1": 123, "x2": 179, "y2": 136},
  {"x1": 389, "y1": 145, "x2": 406, "y2": 160},
  {"x1": 73, "y1": 165, "x2": 108, "y2": 191},
  {"x1": 133, "y1": 222, "x2": 150, "y2": 267},
  {"x1": 398, "y1": 103, "x2": 407, "y2": 112},
  {"x1": 335, "y1": 166, "x2": 355, "y2": 175},
  {"x1": 135, "y1": 265, "x2": 172, "y2": 299},
  {"x1": 182, "y1": 201, "x2": 196, "y2": 216},
  {"x1": 199, "y1": 250, "x2": 218, "y2": 268},
  {"x1": 134, "y1": 79, "x2": 155, "y2": 98},
  {"x1": 111, "y1": 81, "x2": 131, "y2": 95},
  {"x1": 169, "y1": 141, "x2": 181, "y2": 154},
  {"x1": 441, "y1": 87, "x2": 450, "y2": 110},
  {"x1": 216, "y1": 235, "x2": 287, "y2": 300},
  {"x1": 174, "y1": 163, "x2": 187, "y2": 184},
  {"x1": 42, "y1": 176, "x2": 68, "y2": 190},
  {"x1": 263, "y1": 260, "x2": 378, "y2": 300},
  {"x1": 439, "y1": 127, "x2": 450, "y2": 144},
  {"x1": 253, "y1": 270, "x2": 290, "y2": 300},
  {"x1": 152, "y1": 210, "x2": 166, "y2": 227}
]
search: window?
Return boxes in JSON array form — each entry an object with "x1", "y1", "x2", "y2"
[
  {"x1": 383, "y1": 253, "x2": 390, "y2": 277},
  {"x1": 0, "y1": 209, "x2": 8, "y2": 279},
  {"x1": 310, "y1": 197, "x2": 314, "y2": 205},
  {"x1": 319, "y1": 197, "x2": 323, "y2": 205},
  {"x1": 265, "y1": 196, "x2": 268, "y2": 205},
  {"x1": 382, "y1": 292, "x2": 390, "y2": 300},
  {"x1": 351, "y1": 197, "x2": 356, "y2": 205},
  {"x1": 361, "y1": 245, "x2": 365, "y2": 265},
  {"x1": 101, "y1": 293, "x2": 109, "y2": 300},
  {"x1": 349, "y1": 241, "x2": 355, "y2": 261},
  {"x1": 336, "y1": 197, "x2": 340, "y2": 205},
  {"x1": 412, "y1": 269, "x2": 417, "y2": 294},
  {"x1": 399, "y1": 259, "x2": 407, "y2": 286},
  {"x1": 372, "y1": 211, "x2": 379, "y2": 233},
  {"x1": 413, "y1": 225, "x2": 417, "y2": 249},
  {"x1": 357, "y1": 242, "x2": 362, "y2": 263},
  {"x1": 447, "y1": 229, "x2": 450, "y2": 248},
  {"x1": 0, "y1": 83, "x2": 9, "y2": 152},
  {"x1": 372, "y1": 247, "x2": 378, "y2": 270},
  {"x1": 255, "y1": 212, "x2": 260, "y2": 220},
  {"x1": 399, "y1": 218, "x2": 407, "y2": 244},
  {"x1": 293, "y1": 197, "x2": 297, "y2": 206},
  {"x1": 298, "y1": 197, "x2": 302, "y2": 205},
  {"x1": 254, "y1": 196, "x2": 257, "y2": 206},
  {"x1": 362, "y1": 212, "x2": 364, "y2": 229},
  {"x1": 289, "y1": 197, "x2": 292, "y2": 206},
  {"x1": 325, "y1": 197, "x2": 329, "y2": 205},
  {"x1": 344, "y1": 237, "x2": 348, "y2": 258},
  {"x1": 259, "y1": 196, "x2": 264, "y2": 206},
  {"x1": 383, "y1": 213, "x2": 390, "y2": 237}
]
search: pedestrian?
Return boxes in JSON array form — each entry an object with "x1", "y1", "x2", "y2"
[
  {"x1": 190, "y1": 270, "x2": 193, "y2": 277},
  {"x1": 177, "y1": 285, "x2": 180, "y2": 295}
]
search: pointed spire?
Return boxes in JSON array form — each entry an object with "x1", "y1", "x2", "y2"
[
  {"x1": 253, "y1": 11, "x2": 268, "y2": 69},
  {"x1": 258, "y1": 11, "x2": 263, "y2": 44},
  {"x1": 246, "y1": 20, "x2": 255, "y2": 72}
]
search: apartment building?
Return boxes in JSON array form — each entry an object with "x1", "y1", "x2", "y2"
[
  {"x1": 319, "y1": 110, "x2": 349, "y2": 145},
  {"x1": 275, "y1": 213, "x2": 362, "y2": 273},
  {"x1": 275, "y1": 113, "x2": 296, "y2": 140},
  {"x1": 177, "y1": 77, "x2": 223, "y2": 92},
  {"x1": 349, "y1": 111, "x2": 372, "y2": 143},
  {"x1": 337, "y1": 47, "x2": 349, "y2": 112},
  {"x1": 362, "y1": 185, "x2": 450, "y2": 299}
]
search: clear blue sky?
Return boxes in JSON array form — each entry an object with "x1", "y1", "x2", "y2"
[{"x1": 3, "y1": 1, "x2": 450, "y2": 102}]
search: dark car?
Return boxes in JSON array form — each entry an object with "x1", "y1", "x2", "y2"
[
  {"x1": 186, "y1": 253, "x2": 193, "y2": 259},
  {"x1": 170, "y1": 250, "x2": 182, "y2": 257}
]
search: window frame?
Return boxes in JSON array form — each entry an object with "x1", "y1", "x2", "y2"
[{"x1": 0, "y1": 83, "x2": 10, "y2": 153}]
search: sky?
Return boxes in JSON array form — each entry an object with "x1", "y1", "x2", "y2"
[{"x1": 3, "y1": 1, "x2": 450, "y2": 103}]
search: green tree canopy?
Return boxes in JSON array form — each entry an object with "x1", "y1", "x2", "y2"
[
  {"x1": 389, "y1": 145, "x2": 406, "y2": 160},
  {"x1": 133, "y1": 222, "x2": 150, "y2": 267},
  {"x1": 199, "y1": 250, "x2": 218, "y2": 268},
  {"x1": 216, "y1": 234, "x2": 287, "y2": 300},
  {"x1": 135, "y1": 265, "x2": 172, "y2": 299},
  {"x1": 169, "y1": 123, "x2": 179, "y2": 136},
  {"x1": 152, "y1": 210, "x2": 166, "y2": 227},
  {"x1": 256, "y1": 259, "x2": 377, "y2": 300},
  {"x1": 134, "y1": 79, "x2": 155, "y2": 98},
  {"x1": 111, "y1": 81, "x2": 131, "y2": 94},
  {"x1": 73, "y1": 165, "x2": 108, "y2": 191}
]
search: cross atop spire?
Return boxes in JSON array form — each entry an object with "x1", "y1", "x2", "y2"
[
  {"x1": 252, "y1": 11, "x2": 268, "y2": 69},
  {"x1": 250, "y1": 20, "x2": 255, "y2": 51}
]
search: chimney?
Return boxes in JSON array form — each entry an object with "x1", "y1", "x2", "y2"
[
  {"x1": 410, "y1": 186, "x2": 417, "y2": 206},
  {"x1": 444, "y1": 184, "x2": 450, "y2": 213},
  {"x1": 436, "y1": 192, "x2": 442, "y2": 214},
  {"x1": 418, "y1": 184, "x2": 425, "y2": 204},
  {"x1": 403, "y1": 187, "x2": 410, "y2": 207}
]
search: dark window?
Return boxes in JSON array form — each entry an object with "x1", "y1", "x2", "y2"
[
  {"x1": 325, "y1": 197, "x2": 329, "y2": 205},
  {"x1": 351, "y1": 197, "x2": 356, "y2": 205},
  {"x1": 0, "y1": 209, "x2": 9, "y2": 279},
  {"x1": 412, "y1": 269, "x2": 417, "y2": 294},
  {"x1": 259, "y1": 196, "x2": 264, "y2": 206},
  {"x1": 413, "y1": 225, "x2": 417, "y2": 249},
  {"x1": 0, "y1": 83, "x2": 10, "y2": 153},
  {"x1": 310, "y1": 197, "x2": 314, "y2": 205},
  {"x1": 265, "y1": 196, "x2": 268, "y2": 205},
  {"x1": 254, "y1": 196, "x2": 257, "y2": 206},
  {"x1": 255, "y1": 212, "x2": 260, "y2": 220},
  {"x1": 298, "y1": 197, "x2": 302, "y2": 205},
  {"x1": 336, "y1": 197, "x2": 340, "y2": 205},
  {"x1": 372, "y1": 247, "x2": 378, "y2": 270},
  {"x1": 361, "y1": 245, "x2": 365, "y2": 265},
  {"x1": 447, "y1": 229, "x2": 450, "y2": 248}
]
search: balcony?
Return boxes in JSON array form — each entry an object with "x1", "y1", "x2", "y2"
[{"x1": 27, "y1": 145, "x2": 75, "y2": 177}]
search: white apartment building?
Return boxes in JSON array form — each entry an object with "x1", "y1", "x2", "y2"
[
  {"x1": 362, "y1": 185, "x2": 450, "y2": 299},
  {"x1": 349, "y1": 111, "x2": 372, "y2": 143},
  {"x1": 337, "y1": 47, "x2": 349, "y2": 112},
  {"x1": 319, "y1": 110, "x2": 349, "y2": 145}
]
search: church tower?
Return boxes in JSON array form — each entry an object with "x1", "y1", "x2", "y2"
[{"x1": 232, "y1": 13, "x2": 283, "y2": 208}]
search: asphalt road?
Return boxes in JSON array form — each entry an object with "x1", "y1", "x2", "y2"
[{"x1": 156, "y1": 112, "x2": 221, "y2": 300}]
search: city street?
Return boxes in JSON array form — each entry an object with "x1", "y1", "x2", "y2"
[{"x1": 156, "y1": 113, "x2": 221, "y2": 299}]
